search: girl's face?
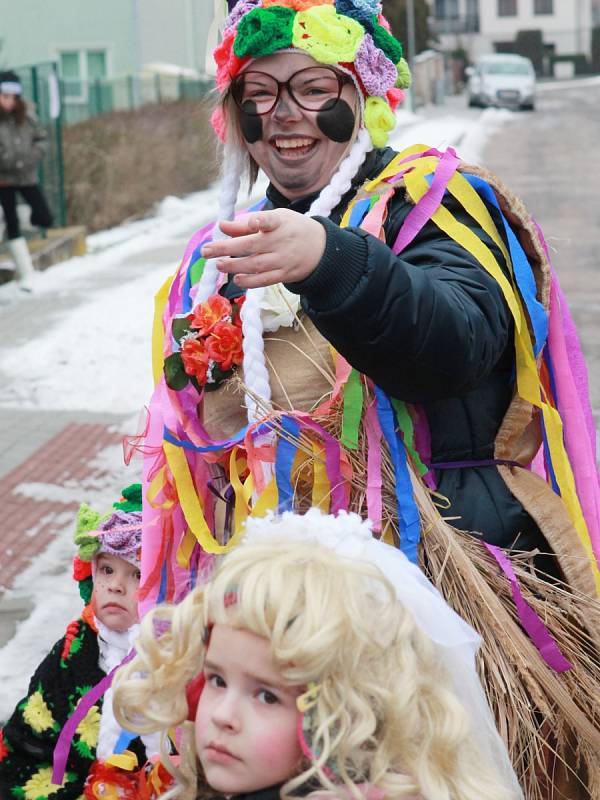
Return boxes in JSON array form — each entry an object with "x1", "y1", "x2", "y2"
[
  {"x1": 91, "y1": 553, "x2": 141, "y2": 632},
  {"x1": 0, "y1": 93, "x2": 17, "y2": 113},
  {"x1": 195, "y1": 623, "x2": 303, "y2": 794}
]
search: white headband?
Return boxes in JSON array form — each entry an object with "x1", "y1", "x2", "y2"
[{"x1": 0, "y1": 81, "x2": 22, "y2": 95}]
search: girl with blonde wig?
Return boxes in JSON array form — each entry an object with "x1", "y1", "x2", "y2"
[{"x1": 113, "y1": 510, "x2": 522, "y2": 800}]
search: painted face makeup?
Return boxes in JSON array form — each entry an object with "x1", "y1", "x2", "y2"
[
  {"x1": 316, "y1": 98, "x2": 355, "y2": 143},
  {"x1": 236, "y1": 52, "x2": 358, "y2": 200},
  {"x1": 195, "y1": 623, "x2": 302, "y2": 794}
]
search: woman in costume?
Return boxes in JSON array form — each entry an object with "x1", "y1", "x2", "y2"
[{"x1": 140, "y1": 0, "x2": 600, "y2": 796}]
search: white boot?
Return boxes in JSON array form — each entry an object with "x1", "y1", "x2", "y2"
[{"x1": 8, "y1": 237, "x2": 36, "y2": 292}]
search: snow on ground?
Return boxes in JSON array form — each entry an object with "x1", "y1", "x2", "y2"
[{"x1": 0, "y1": 102, "x2": 512, "y2": 719}]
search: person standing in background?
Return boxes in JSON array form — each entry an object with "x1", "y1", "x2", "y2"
[{"x1": 0, "y1": 69, "x2": 53, "y2": 292}]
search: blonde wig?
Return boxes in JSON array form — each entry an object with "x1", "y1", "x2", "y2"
[{"x1": 114, "y1": 520, "x2": 520, "y2": 800}]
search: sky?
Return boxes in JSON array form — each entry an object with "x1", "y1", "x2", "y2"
[{"x1": 0, "y1": 103, "x2": 514, "y2": 721}]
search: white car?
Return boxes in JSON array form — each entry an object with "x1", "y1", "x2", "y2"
[{"x1": 466, "y1": 54, "x2": 536, "y2": 110}]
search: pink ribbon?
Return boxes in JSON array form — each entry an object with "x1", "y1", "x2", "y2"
[
  {"x1": 485, "y1": 543, "x2": 572, "y2": 673},
  {"x1": 392, "y1": 147, "x2": 460, "y2": 255},
  {"x1": 364, "y1": 397, "x2": 383, "y2": 532}
]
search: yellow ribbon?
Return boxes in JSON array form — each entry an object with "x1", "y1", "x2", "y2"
[
  {"x1": 152, "y1": 275, "x2": 173, "y2": 385},
  {"x1": 164, "y1": 440, "x2": 244, "y2": 554}
]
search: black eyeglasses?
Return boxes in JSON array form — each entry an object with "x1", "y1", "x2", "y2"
[{"x1": 231, "y1": 66, "x2": 349, "y2": 116}]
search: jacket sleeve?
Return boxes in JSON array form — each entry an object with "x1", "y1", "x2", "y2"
[
  {"x1": 285, "y1": 192, "x2": 512, "y2": 403},
  {"x1": 28, "y1": 115, "x2": 49, "y2": 164}
]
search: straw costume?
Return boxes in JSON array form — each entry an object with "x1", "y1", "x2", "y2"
[{"x1": 139, "y1": 0, "x2": 600, "y2": 796}]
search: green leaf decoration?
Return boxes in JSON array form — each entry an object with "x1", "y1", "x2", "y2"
[
  {"x1": 74, "y1": 738, "x2": 93, "y2": 759},
  {"x1": 164, "y1": 352, "x2": 190, "y2": 391},
  {"x1": 205, "y1": 365, "x2": 234, "y2": 391},
  {"x1": 172, "y1": 315, "x2": 192, "y2": 343}
]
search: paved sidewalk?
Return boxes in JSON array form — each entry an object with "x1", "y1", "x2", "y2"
[{"x1": 0, "y1": 409, "x2": 128, "y2": 646}]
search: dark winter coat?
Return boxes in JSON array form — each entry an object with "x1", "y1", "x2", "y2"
[
  {"x1": 267, "y1": 147, "x2": 550, "y2": 558},
  {"x1": 0, "y1": 618, "x2": 146, "y2": 799},
  {"x1": 0, "y1": 111, "x2": 48, "y2": 186}
]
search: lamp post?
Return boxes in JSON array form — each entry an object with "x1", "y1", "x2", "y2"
[{"x1": 406, "y1": 0, "x2": 417, "y2": 110}]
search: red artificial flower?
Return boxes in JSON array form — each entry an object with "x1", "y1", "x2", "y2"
[
  {"x1": 84, "y1": 760, "x2": 141, "y2": 800},
  {"x1": 207, "y1": 321, "x2": 243, "y2": 371},
  {"x1": 181, "y1": 338, "x2": 210, "y2": 384},
  {"x1": 190, "y1": 294, "x2": 232, "y2": 336},
  {"x1": 0, "y1": 730, "x2": 9, "y2": 762},
  {"x1": 72, "y1": 556, "x2": 92, "y2": 582}
]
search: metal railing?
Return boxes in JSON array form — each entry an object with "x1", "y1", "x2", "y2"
[{"x1": 61, "y1": 73, "x2": 214, "y2": 125}]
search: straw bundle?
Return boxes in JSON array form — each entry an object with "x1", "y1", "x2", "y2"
[{"x1": 243, "y1": 379, "x2": 600, "y2": 800}]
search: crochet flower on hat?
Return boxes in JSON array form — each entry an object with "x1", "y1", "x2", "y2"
[
  {"x1": 214, "y1": 0, "x2": 411, "y2": 147},
  {"x1": 72, "y1": 485, "x2": 143, "y2": 604}
]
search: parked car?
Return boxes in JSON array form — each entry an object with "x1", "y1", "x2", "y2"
[{"x1": 466, "y1": 54, "x2": 536, "y2": 110}]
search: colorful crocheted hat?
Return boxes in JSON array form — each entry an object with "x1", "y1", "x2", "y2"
[
  {"x1": 212, "y1": 0, "x2": 411, "y2": 147},
  {"x1": 72, "y1": 484, "x2": 143, "y2": 604}
]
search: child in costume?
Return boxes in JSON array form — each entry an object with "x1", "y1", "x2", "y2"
[
  {"x1": 113, "y1": 509, "x2": 523, "y2": 800},
  {"x1": 140, "y1": 0, "x2": 600, "y2": 794},
  {"x1": 0, "y1": 485, "x2": 160, "y2": 799}
]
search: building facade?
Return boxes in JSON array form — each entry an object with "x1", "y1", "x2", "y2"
[
  {"x1": 430, "y1": 0, "x2": 595, "y2": 63},
  {"x1": 0, "y1": 0, "x2": 214, "y2": 85}
]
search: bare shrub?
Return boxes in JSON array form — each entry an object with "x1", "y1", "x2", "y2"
[{"x1": 63, "y1": 98, "x2": 219, "y2": 232}]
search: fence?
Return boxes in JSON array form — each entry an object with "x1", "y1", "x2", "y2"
[
  {"x1": 61, "y1": 72, "x2": 214, "y2": 125},
  {"x1": 10, "y1": 63, "x2": 216, "y2": 230}
]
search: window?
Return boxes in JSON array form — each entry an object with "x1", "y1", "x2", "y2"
[
  {"x1": 534, "y1": 0, "x2": 553, "y2": 13},
  {"x1": 434, "y1": 0, "x2": 458, "y2": 18},
  {"x1": 58, "y1": 48, "x2": 108, "y2": 101},
  {"x1": 497, "y1": 0, "x2": 517, "y2": 15}
]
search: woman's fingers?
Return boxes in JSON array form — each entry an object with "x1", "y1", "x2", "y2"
[
  {"x1": 231, "y1": 269, "x2": 284, "y2": 289},
  {"x1": 215, "y1": 253, "x2": 276, "y2": 276}
]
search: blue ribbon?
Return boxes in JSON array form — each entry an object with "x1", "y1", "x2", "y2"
[
  {"x1": 348, "y1": 197, "x2": 372, "y2": 228},
  {"x1": 114, "y1": 729, "x2": 136, "y2": 754},
  {"x1": 275, "y1": 416, "x2": 300, "y2": 513},
  {"x1": 374, "y1": 387, "x2": 421, "y2": 563},
  {"x1": 464, "y1": 174, "x2": 548, "y2": 357},
  {"x1": 163, "y1": 424, "x2": 271, "y2": 454}
]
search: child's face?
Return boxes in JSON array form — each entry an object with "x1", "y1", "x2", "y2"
[
  {"x1": 91, "y1": 553, "x2": 140, "y2": 632},
  {"x1": 195, "y1": 623, "x2": 302, "y2": 794}
]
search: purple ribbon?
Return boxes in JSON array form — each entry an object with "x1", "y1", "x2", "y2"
[
  {"x1": 430, "y1": 458, "x2": 522, "y2": 470},
  {"x1": 52, "y1": 650, "x2": 135, "y2": 785},
  {"x1": 485, "y1": 543, "x2": 572, "y2": 673}
]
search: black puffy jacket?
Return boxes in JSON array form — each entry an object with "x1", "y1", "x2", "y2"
[{"x1": 267, "y1": 147, "x2": 550, "y2": 558}]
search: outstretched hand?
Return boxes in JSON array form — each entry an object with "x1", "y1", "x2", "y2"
[{"x1": 201, "y1": 209, "x2": 326, "y2": 289}]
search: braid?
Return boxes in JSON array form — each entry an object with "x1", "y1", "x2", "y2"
[
  {"x1": 308, "y1": 127, "x2": 373, "y2": 218},
  {"x1": 194, "y1": 142, "x2": 245, "y2": 306},
  {"x1": 240, "y1": 287, "x2": 271, "y2": 422}
]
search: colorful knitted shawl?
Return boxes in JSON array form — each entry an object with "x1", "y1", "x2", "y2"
[
  {"x1": 210, "y1": 0, "x2": 411, "y2": 146},
  {"x1": 0, "y1": 618, "x2": 146, "y2": 800},
  {"x1": 140, "y1": 143, "x2": 600, "y2": 625}
]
